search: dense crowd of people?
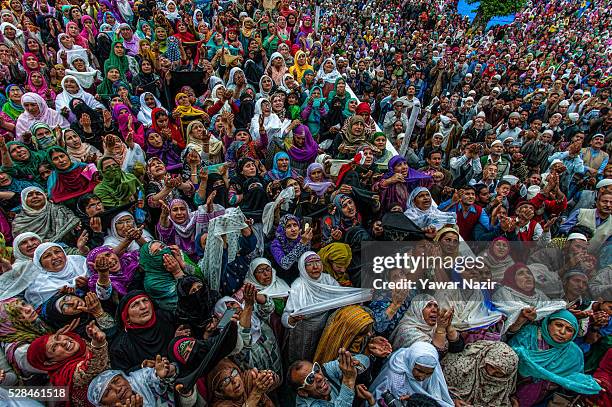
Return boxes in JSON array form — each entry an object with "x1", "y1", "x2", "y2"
[{"x1": 0, "y1": 0, "x2": 610, "y2": 405}]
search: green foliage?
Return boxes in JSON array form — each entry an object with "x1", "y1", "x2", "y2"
[{"x1": 467, "y1": 0, "x2": 526, "y2": 24}]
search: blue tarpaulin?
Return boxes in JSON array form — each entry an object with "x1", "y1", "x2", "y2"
[{"x1": 456, "y1": 0, "x2": 516, "y2": 29}]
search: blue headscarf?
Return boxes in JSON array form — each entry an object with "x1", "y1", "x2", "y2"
[
  {"x1": 509, "y1": 309, "x2": 601, "y2": 395},
  {"x1": 269, "y1": 151, "x2": 293, "y2": 180}
]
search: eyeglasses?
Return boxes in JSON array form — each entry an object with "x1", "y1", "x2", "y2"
[
  {"x1": 299, "y1": 362, "x2": 321, "y2": 389},
  {"x1": 220, "y1": 368, "x2": 240, "y2": 388}
]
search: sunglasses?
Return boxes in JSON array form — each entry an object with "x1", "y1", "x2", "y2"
[
  {"x1": 220, "y1": 368, "x2": 240, "y2": 387},
  {"x1": 299, "y1": 362, "x2": 321, "y2": 389}
]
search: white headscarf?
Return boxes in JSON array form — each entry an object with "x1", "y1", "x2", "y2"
[
  {"x1": 283, "y1": 251, "x2": 372, "y2": 317},
  {"x1": 137, "y1": 92, "x2": 165, "y2": 127},
  {"x1": 315, "y1": 57, "x2": 341, "y2": 83},
  {"x1": 103, "y1": 211, "x2": 153, "y2": 252},
  {"x1": 163, "y1": 0, "x2": 180, "y2": 21},
  {"x1": 199, "y1": 208, "x2": 248, "y2": 291},
  {"x1": 88, "y1": 368, "x2": 163, "y2": 407},
  {"x1": 390, "y1": 294, "x2": 437, "y2": 348},
  {"x1": 403, "y1": 187, "x2": 457, "y2": 230},
  {"x1": 250, "y1": 98, "x2": 282, "y2": 140},
  {"x1": 65, "y1": 54, "x2": 101, "y2": 90},
  {"x1": 227, "y1": 67, "x2": 244, "y2": 89},
  {"x1": 56, "y1": 33, "x2": 88, "y2": 64},
  {"x1": 55, "y1": 75, "x2": 104, "y2": 112},
  {"x1": 214, "y1": 296, "x2": 261, "y2": 343},
  {"x1": 0, "y1": 232, "x2": 42, "y2": 300},
  {"x1": 245, "y1": 258, "x2": 290, "y2": 299},
  {"x1": 435, "y1": 284, "x2": 504, "y2": 332},
  {"x1": 370, "y1": 342, "x2": 454, "y2": 407},
  {"x1": 15, "y1": 93, "x2": 70, "y2": 139},
  {"x1": 25, "y1": 243, "x2": 87, "y2": 307}
]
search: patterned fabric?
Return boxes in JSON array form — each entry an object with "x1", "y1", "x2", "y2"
[{"x1": 442, "y1": 341, "x2": 518, "y2": 407}]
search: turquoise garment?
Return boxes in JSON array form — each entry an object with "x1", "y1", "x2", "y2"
[
  {"x1": 342, "y1": 97, "x2": 358, "y2": 119},
  {"x1": 509, "y1": 309, "x2": 601, "y2": 395},
  {"x1": 140, "y1": 241, "x2": 178, "y2": 312},
  {"x1": 300, "y1": 85, "x2": 326, "y2": 137}
]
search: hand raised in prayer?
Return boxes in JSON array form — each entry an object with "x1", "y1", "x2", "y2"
[
  {"x1": 154, "y1": 355, "x2": 176, "y2": 379},
  {"x1": 454, "y1": 399, "x2": 472, "y2": 407},
  {"x1": 198, "y1": 166, "x2": 209, "y2": 183},
  {"x1": 77, "y1": 292, "x2": 104, "y2": 318},
  {"x1": 169, "y1": 245, "x2": 186, "y2": 269},
  {"x1": 174, "y1": 324, "x2": 191, "y2": 337},
  {"x1": 593, "y1": 310, "x2": 610, "y2": 327},
  {"x1": 300, "y1": 227, "x2": 313, "y2": 244},
  {"x1": 338, "y1": 348, "x2": 358, "y2": 382},
  {"x1": 242, "y1": 282, "x2": 259, "y2": 307},
  {"x1": 86, "y1": 320, "x2": 106, "y2": 347},
  {"x1": 437, "y1": 307, "x2": 454, "y2": 329},
  {"x1": 77, "y1": 230, "x2": 89, "y2": 254},
  {"x1": 60, "y1": 285, "x2": 76, "y2": 295},
  {"x1": 75, "y1": 275, "x2": 89, "y2": 289},
  {"x1": 520, "y1": 307, "x2": 537, "y2": 321},
  {"x1": 331, "y1": 228, "x2": 343, "y2": 241},
  {"x1": 206, "y1": 190, "x2": 217, "y2": 212},
  {"x1": 0, "y1": 135, "x2": 6, "y2": 151},
  {"x1": 542, "y1": 216, "x2": 558, "y2": 232},
  {"x1": 422, "y1": 225, "x2": 437, "y2": 239},
  {"x1": 90, "y1": 216, "x2": 102, "y2": 233},
  {"x1": 163, "y1": 253, "x2": 183, "y2": 277},
  {"x1": 367, "y1": 336, "x2": 392, "y2": 358},
  {"x1": 102, "y1": 109, "x2": 112, "y2": 126},
  {"x1": 114, "y1": 394, "x2": 143, "y2": 407},
  {"x1": 253, "y1": 370, "x2": 276, "y2": 393},
  {"x1": 568, "y1": 305, "x2": 591, "y2": 320},
  {"x1": 126, "y1": 225, "x2": 145, "y2": 242},
  {"x1": 355, "y1": 384, "x2": 376, "y2": 406}
]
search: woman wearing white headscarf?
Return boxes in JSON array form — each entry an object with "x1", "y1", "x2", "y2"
[
  {"x1": 249, "y1": 98, "x2": 283, "y2": 141},
  {"x1": 136, "y1": 92, "x2": 165, "y2": 127},
  {"x1": 0, "y1": 232, "x2": 42, "y2": 301},
  {"x1": 0, "y1": 22, "x2": 25, "y2": 56},
  {"x1": 315, "y1": 57, "x2": 341, "y2": 85},
  {"x1": 25, "y1": 242, "x2": 87, "y2": 307},
  {"x1": 15, "y1": 93, "x2": 70, "y2": 139},
  {"x1": 56, "y1": 33, "x2": 88, "y2": 65},
  {"x1": 55, "y1": 75, "x2": 105, "y2": 113},
  {"x1": 65, "y1": 54, "x2": 102, "y2": 91},
  {"x1": 87, "y1": 369, "x2": 167, "y2": 407},
  {"x1": 369, "y1": 342, "x2": 454, "y2": 407},
  {"x1": 403, "y1": 187, "x2": 457, "y2": 231},
  {"x1": 103, "y1": 211, "x2": 153, "y2": 252},
  {"x1": 281, "y1": 251, "x2": 371, "y2": 363},
  {"x1": 245, "y1": 258, "x2": 290, "y2": 299}
]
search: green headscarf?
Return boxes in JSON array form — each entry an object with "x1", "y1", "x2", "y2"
[
  {"x1": 2, "y1": 84, "x2": 24, "y2": 120},
  {"x1": 342, "y1": 97, "x2": 358, "y2": 118},
  {"x1": 105, "y1": 40, "x2": 130, "y2": 77},
  {"x1": 509, "y1": 309, "x2": 601, "y2": 395},
  {"x1": 326, "y1": 77, "x2": 347, "y2": 104},
  {"x1": 29, "y1": 123, "x2": 57, "y2": 150},
  {"x1": 93, "y1": 157, "x2": 141, "y2": 208},
  {"x1": 139, "y1": 241, "x2": 178, "y2": 312},
  {"x1": 5, "y1": 141, "x2": 48, "y2": 183},
  {"x1": 96, "y1": 63, "x2": 123, "y2": 99}
]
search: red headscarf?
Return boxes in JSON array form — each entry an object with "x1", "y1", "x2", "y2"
[
  {"x1": 355, "y1": 102, "x2": 371, "y2": 115},
  {"x1": 501, "y1": 262, "x2": 535, "y2": 296},
  {"x1": 151, "y1": 107, "x2": 185, "y2": 149},
  {"x1": 27, "y1": 332, "x2": 89, "y2": 394},
  {"x1": 121, "y1": 293, "x2": 157, "y2": 329}
]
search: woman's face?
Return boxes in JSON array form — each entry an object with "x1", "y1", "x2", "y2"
[
  {"x1": 219, "y1": 367, "x2": 245, "y2": 399},
  {"x1": 126, "y1": 296, "x2": 154, "y2": 326},
  {"x1": 340, "y1": 197, "x2": 356, "y2": 218},
  {"x1": 23, "y1": 102, "x2": 40, "y2": 116},
  {"x1": 547, "y1": 318, "x2": 575, "y2": 343},
  {"x1": 272, "y1": 96, "x2": 284, "y2": 112},
  {"x1": 10, "y1": 298, "x2": 37, "y2": 322},
  {"x1": 413, "y1": 191, "x2": 431, "y2": 211},
  {"x1": 394, "y1": 160, "x2": 409, "y2": 178},
  {"x1": 438, "y1": 232, "x2": 459, "y2": 255},
  {"x1": 63, "y1": 77, "x2": 79, "y2": 93},
  {"x1": 114, "y1": 42, "x2": 125, "y2": 57},
  {"x1": 84, "y1": 197, "x2": 103, "y2": 217},
  {"x1": 100, "y1": 375, "x2": 135, "y2": 406},
  {"x1": 336, "y1": 81, "x2": 346, "y2": 93},
  {"x1": 276, "y1": 156, "x2": 289, "y2": 172},
  {"x1": 50, "y1": 151, "x2": 71, "y2": 171},
  {"x1": 235, "y1": 131, "x2": 250, "y2": 142},
  {"x1": 26, "y1": 189, "x2": 46, "y2": 210},
  {"x1": 8, "y1": 86, "x2": 23, "y2": 102},
  {"x1": 373, "y1": 135, "x2": 386, "y2": 150},
  {"x1": 167, "y1": 2, "x2": 176, "y2": 11},
  {"x1": 155, "y1": 27, "x2": 167, "y2": 40},
  {"x1": 25, "y1": 55, "x2": 38, "y2": 69},
  {"x1": 70, "y1": 8, "x2": 82, "y2": 20},
  {"x1": 107, "y1": 68, "x2": 120, "y2": 82},
  {"x1": 189, "y1": 122, "x2": 205, "y2": 140},
  {"x1": 155, "y1": 113, "x2": 169, "y2": 128},
  {"x1": 72, "y1": 58, "x2": 86, "y2": 71},
  {"x1": 261, "y1": 100, "x2": 272, "y2": 115},
  {"x1": 297, "y1": 52, "x2": 306, "y2": 65},
  {"x1": 421, "y1": 301, "x2": 439, "y2": 326},
  {"x1": 254, "y1": 263, "x2": 273, "y2": 286},
  {"x1": 18, "y1": 235, "x2": 41, "y2": 258},
  {"x1": 3, "y1": 26, "x2": 15, "y2": 38},
  {"x1": 284, "y1": 76, "x2": 295, "y2": 88},
  {"x1": 142, "y1": 94, "x2": 156, "y2": 110},
  {"x1": 40, "y1": 246, "x2": 67, "y2": 272},
  {"x1": 170, "y1": 202, "x2": 188, "y2": 224},
  {"x1": 68, "y1": 24, "x2": 78, "y2": 36},
  {"x1": 56, "y1": 294, "x2": 86, "y2": 315},
  {"x1": 147, "y1": 132, "x2": 163, "y2": 148},
  {"x1": 514, "y1": 267, "x2": 535, "y2": 293},
  {"x1": 286, "y1": 179, "x2": 301, "y2": 196},
  {"x1": 324, "y1": 60, "x2": 333, "y2": 73},
  {"x1": 241, "y1": 161, "x2": 257, "y2": 177},
  {"x1": 412, "y1": 363, "x2": 435, "y2": 382},
  {"x1": 115, "y1": 215, "x2": 135, "y2": 238},
  {"x1": 141, "y1": 59, "x2": 152, "y2": 73},
  {"x1": 30, "y1": 72, "x2": 43, "y2": 86},
  {"x1": 60, "y1": 35, "x2": 74, "y2": 48},
  {"x1": 45, "y1": 333, "x2": 81, "y2": 363},
  {"x1": 261, "y1": 76, "x2": 272, "y2": 91},
  {"x1": 284, "y1": 219, "x2": 300, "y2": 240},
  {"x1": 491, "y1": 240, "x2": 509, "y2": 258},
  {"x1": 309, "y1": 168, "x2": 323, "y2": 182},
  {"x1": 305, "y1": 256, "x2": 323, "y2": 279}
]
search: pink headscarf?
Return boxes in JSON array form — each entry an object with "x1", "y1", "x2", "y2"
[
  {"x1": 66, "y1": 22, "x2": 88, "y2": 49},
  {"x1": 15, "y1": 92, "x2": 70, "y2": 139},
  {"x1": 80, "y1": 15, "x2": 99, "y2": 38},
  {"x1": 26, "y1": 72, "x2": 56, "y2": 100}
]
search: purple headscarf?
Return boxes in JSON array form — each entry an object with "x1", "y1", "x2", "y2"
[
  {"x1": 87, "y1": 246, "x2": 139, "y2": 296},
  {"x1": 98, "y1": 0, "x2": 125, "y2": 24},
  {"x1": 145, "y1": 128, "x2": 181, "y2": 167},
  {"x1": 274, "y1": 214, "x2": 302, "y2": 254},
  {"x1": 304, "y1": 163, "x2": 334, "y2": 197},
  {"x1": 287, "y1": 124, "x2": 319, "y2": 163},
  {"x1": 383, "y1": 155, "x2": 433, "y2": 188}
]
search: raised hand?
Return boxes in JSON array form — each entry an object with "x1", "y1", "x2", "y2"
[
  {"x1": 76, "y1": 292, "x2": 104, "y2": 317},
  {"x1": 367, "y1": 336, "x2": 392, "y2": 358},
  {"x1": 154, "y1": 354, "x2": 176, "y2": 379},
  {"x1": 85, "y1": 320, "x2": 106, "y2": 346}
]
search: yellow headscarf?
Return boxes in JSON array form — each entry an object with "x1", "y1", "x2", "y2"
[
  {"x1": 289, "y1": 50, "x2": 313, "y2": 83},
  {"x1": 318, "y1": 243, "x2": 353, "y2": 286}
]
